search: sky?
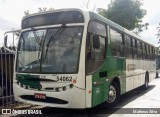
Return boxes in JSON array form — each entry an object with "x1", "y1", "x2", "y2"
[{"x1": 0, "y1": 0, "x2": 160, "y2": 46}]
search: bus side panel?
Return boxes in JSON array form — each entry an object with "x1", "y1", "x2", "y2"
[
  {"x1": 70, "y1": 87, "x2": 86, "y2": 108},
  {"x1": 106, "y1": 56, "x2": 126, "y2": 94},
  {"x1": 92, "y1": 84, "x2": 104, "y2": 106},
  {"x1": 149, "y1": 60, "x2": 156, "y2": 82},
  {"x1": 126, "y1": 59, "x2": 156, "y2": 92},
  {"x1": 91, "y1": 61, "x2": 110, "y2": 107},
  {"x1": 85, "y1": 75, "x2": 92, "y2": 108},
  {"x1": 126, "y1": 59, "x2": 145, "y2": 91},
  {"x1": 91, "y1": 56, "x2": 126, "y2": 107}
]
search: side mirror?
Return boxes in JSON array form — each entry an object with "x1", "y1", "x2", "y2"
[
  {"x1": 93, "y1": 35, "x2": 100, "y2": 49},
  {"x1": 4, "y1": 35, "x2": 8, "y2": 47}
]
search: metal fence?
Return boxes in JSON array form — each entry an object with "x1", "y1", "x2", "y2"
[
  {"x1": 0, "y1": 47, "x2": 15, "y2": 108},
  {"x1": 0, "y1": 46, "x2": 31, "y2": 109}
]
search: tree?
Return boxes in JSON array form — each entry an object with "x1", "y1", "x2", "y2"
[
  {"x1": 155, "y1": 23, "x2": 160, "y2": 55},
  {"x1": 156, "y1": 23, "x2": 160, "y2": 43},
  {"x1": 83, "y1": 0, "x2": 91, "y2": 9},
  {"x1": 24, "y1": 10, "x2": 29, "y2": 16},
  {"x1": 97, "y1": 0, "x2": 148, "y2": 34},
  {"x1": 83, "y1": 0, "x2": 96, "y2": 11},
  {"x1": 155, "y1": 47, "x2": 160, "y2": 54}
]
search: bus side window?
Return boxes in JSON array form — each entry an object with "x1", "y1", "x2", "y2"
[
  {"x1": 137, "y1": 40, "x2": 142, "y2": 59},
  {"x1": 110, "y1": 29, "x2": 124, "y2": 57},
  {"x1": 125, "y1": 36, "x2": 132, "y2": 58},
  {"x1": 152, "y1": 46, "x2": 155, "y2": 60},
  {"x1": 142, "y1": 42, "x2": 146, "y2": 59},
  {"x1": 86, "y1": 21, "x2": 107, "y2": 74},
  {"x1": 132, "y1": 38, "x2": 137, "y2": 59},
  {"x1": 87, "y1": 33, "x2": 105, "y2": 60}
]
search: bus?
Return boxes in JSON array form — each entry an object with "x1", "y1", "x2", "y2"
[{"x1": 4, "y1": 8, "x2": 156, "y2": 108}]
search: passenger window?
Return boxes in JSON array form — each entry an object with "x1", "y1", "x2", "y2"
[
  {"x1": 125, "y1": 36, "x2": 132, "y2": 58},
  {"x1": 110, "y1": 29, "x2": 124, "y2": 57},
  {"x1": 132, "y1": 38, "x2": 137, "y2": 59},
  {"x1": 137, "y1": 40, "x2": 142, "y2": 59},
  {"x1": 88, "y1": 21, "x2": 106, "y2": 37}
]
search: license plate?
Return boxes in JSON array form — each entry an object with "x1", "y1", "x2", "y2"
[{"x1": 34, "y1": 93, "x2": 46, "y2": 99}]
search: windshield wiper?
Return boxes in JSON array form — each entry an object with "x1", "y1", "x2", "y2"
[
  {"x1": 44, "y1": 24, "x2": 66, "y2": 59},
  {"x1": 46, "y1": 24, "x2": 66, "y2": 48},
  {"x1": 18, "y1": 60, "x2": 24, "y2": 67}
]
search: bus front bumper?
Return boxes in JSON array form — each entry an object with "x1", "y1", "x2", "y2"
[{"x1": 13, "y1": 83, "x2": 86, "y2": 108}]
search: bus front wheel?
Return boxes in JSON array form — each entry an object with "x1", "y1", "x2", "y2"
[{"x1": 106, "y1": 82, "x2": 120, "y2": 107}]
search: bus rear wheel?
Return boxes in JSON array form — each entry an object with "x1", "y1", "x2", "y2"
[{"x1": 106, "y1": 82, "x2": 120, "y2": 107}]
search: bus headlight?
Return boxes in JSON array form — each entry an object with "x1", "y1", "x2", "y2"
[
  {"x1": 55, "y1": 88, "x2": 60, "y2": 92},
  {"x1": 69, "y1": 84, "x2": 74, "y2": 88},
  {"x1": 63, "y1": 86, "x2": 67, "y2": 91},
  {"x1": 25, "y1": 85, "x2": 28, "y2": 89},
  {"x1": 20, "y1": 83, "x2": 23, "y2": 87}
]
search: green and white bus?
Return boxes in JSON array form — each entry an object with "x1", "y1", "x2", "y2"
[{"x1": 5, "y1": 9, "x2": 156, "y2": 108}]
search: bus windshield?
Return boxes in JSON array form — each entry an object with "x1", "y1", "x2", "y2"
[{"x1": 16, "y1": 26, "x2": 83, "y2": 73}]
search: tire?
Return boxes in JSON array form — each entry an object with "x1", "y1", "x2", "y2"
[
  {"x1": 106, "y1": 82, "x2": 120, "y2": 107},
  {"x1": 143, "y1": 73, "x2": 149, "y2": 90}
]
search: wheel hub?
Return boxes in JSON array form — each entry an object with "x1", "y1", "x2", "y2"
[{"x1": 108, "y1": 85, "x2": 116, "y2": 103}]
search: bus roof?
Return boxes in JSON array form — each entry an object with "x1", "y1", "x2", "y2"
[
  {"x1": 21, "y1": 8, "x2": 154, "y2": 46},
  {"x1": 22, "y1": 8, "x2": 83, "y2": 20}
]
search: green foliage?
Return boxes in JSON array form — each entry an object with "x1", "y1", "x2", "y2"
[
  {"x1": 156, "y1": 23, "x2": 160, "y2": 42},
  {"x1": 97, "y1": 0, "x2": 148, "y2": 32},
  {"x1": 155, "y1": 47, "x2": 160, "y2": 54},
  {"x1": 24, "y1": 10, "x2": 29, "y2": 16},
  {"x1": 156, "y1": 23, "x2": 160, "y2": 54},
  {"x1": 133, "y1": 22, "x2": 149, "y2": 34}
]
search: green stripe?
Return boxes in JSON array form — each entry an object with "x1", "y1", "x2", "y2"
[{"x1": 16, "y1": 74, "x2": 41, "y2": 89}]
